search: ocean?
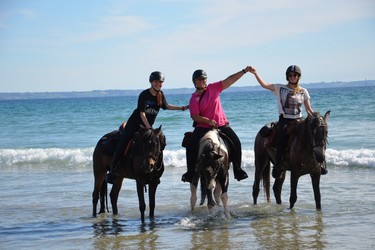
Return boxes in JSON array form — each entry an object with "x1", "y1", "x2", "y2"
[{"x1": 0, "y1": 86, "x2": 374, "y2": 249}]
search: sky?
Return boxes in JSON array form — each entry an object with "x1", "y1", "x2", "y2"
[{"x1": 0, "y1": 0, "x2": 374, "y2": 93}]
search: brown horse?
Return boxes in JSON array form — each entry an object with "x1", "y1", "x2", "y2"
[
  {"x1": 92, "y1": 125, "x2": 166, "y2": 222},
  {"x1": 190, "y1": 129, "x2": 231, "y2": 217},
  {"x1": 252, "y1": 111, "x2": 330, "y2": 210}
]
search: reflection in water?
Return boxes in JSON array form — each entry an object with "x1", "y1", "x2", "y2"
[
  {"x1": 190, "y1": 224, "x2": 231, "y2": 249},
  {"x1": 91, "y1": 217, "x2": 159, "y2": 249},
  {"x1": 251, "y1": 211, "x2": 326, "y2": 249},
  {"x1": 92, "y1": 218, "x2": 124, "y2": 237}
]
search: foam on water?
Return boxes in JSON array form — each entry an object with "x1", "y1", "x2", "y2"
[{"x1": 1, "y1": 147, "x2": 374, "y2": 168}]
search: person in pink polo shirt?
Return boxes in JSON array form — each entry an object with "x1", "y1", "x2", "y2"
[{"x1": 182, "y1": 67, "x2": 252, "y2": 183}]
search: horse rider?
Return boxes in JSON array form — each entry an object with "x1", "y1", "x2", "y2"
[
  {"x1": 182, "y1": 68, "x2": 251, "y2": 183},
  {"x1": 248, "y1": 65, "x2": 328, "y2": 179},
  {"x1": 105, "y1": 71, "x2": 189, "y2": 184}
]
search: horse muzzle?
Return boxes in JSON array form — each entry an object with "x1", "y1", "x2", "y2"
[
  {"x1": 143, "y1": 158, "x2": 157, "y2": 173},
  {"x1": 207, "y1": 179, "x2": 216, "y2": 190}
]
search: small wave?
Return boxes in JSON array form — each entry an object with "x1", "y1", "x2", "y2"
[
  {"x1": 326, "y1": 148, "x2": 375, "y2": 167},
  {"x1": 1, "y1": 147, "x2": 374, "y2": 168},
  {"x1": 0, "y1": 148, "x2": 94, "y2": 167}
]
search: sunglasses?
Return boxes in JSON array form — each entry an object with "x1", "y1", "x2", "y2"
[{"x1": 288, "y1": 73, "x2": 300, "y2": 78}]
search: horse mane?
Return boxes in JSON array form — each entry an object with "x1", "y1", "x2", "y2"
[{"x1": 198, "y1": 129, "x2": 226, "y2": 156}]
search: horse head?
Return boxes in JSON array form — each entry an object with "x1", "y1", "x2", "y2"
[
  {"x1": 307, "y1": 111, "x2": 330, "y2": 163},
  {"x1": 133, "y1": 125, "x2": 165, "y2": 174},
  {"x1": 197, "y1": 131, "x2": 225, "y2": 190}
]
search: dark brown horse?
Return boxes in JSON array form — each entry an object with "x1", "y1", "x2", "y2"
[
  {"x1": 190, "y1": 129, "x2": 231, "y2": 217},
  {"x1": 92, "y1": 125, "x2": 166, "y2": 222},
  {"x1": 253, "y1": 111, "x2": 330, "y2": 210}
]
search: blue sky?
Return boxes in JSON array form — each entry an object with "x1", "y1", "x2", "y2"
[{"x1": 0, "y1": 0, "x2": 374, "y2": 92}]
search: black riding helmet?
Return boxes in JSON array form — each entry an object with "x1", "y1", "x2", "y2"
[
  {"x1": 286, "y1": 65, "x2": 301, "y2": 81},
  {"x1": 149, "y1": 71, "x2": 165, "y2": 83},
  {"x1": 192, "y1": 69, "x2": 207, "y2": 82}
]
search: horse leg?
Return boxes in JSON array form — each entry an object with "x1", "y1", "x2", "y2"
[
  {"x1": 213, "y1": 182, "x2": 222, "y2": 206},
  {"x1": 289, "y1": 171, "x2": 299, "y2": 209},
  {"x1": 110, "y1": 178, "x2": 123, "y2": 215},
  {"x1": 190, "y1": 179, "x2": 198, "y2": 211},
  {"x1": 219, "y1": 176, "x2": 229, "y2": 218},
  {"x1": 92, "y1": 170, "x2": 107, "y2": 217},
  {"x1": 253, "y1": 159, "x2": 270, "y2": 204},
  {"x1": 252, "y1": 167, "x2": 261, "y2": 205},
  {"x1": 311, "y1": 173, "x2": 322, "y2": 210},
  {"x1": 199, "y1": 177, "x2": 206, "y2": 206},
  {"x1": 136, "y1": 180, "x2": 146, "y2": 223},
  {"x1": 99, "y1": 179, "x2": 107, "y2": 214},
  {"x1": 204, "y1": 175, "x2": 217, "y2": 210},
  {"x1": 273, "y1": 171, "x2": 286, "y2": 204},
  {"x1": 92, "y1": 184, "x2": 100, "y2": 217},
  {"x1": 148, "y1": 179, "x2": 160, "y2": 219},
  {"x1": 206, "y1": 187, "x2": 216, "y2": 210}
]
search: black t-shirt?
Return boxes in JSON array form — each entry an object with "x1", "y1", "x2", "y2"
[{"x1": 128, "y1": 89, "x2": 168, "y2": 127}]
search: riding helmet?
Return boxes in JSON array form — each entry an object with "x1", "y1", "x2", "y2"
[
  {"x1": 286, "y1": 65, "x2": 301, "y2": 80},
  {"x1": 149, "y1": 71, "x2": 165, "y2": 83},
  {"x1": 192, "y1": 69, "x2": 207, "y2": 82}
]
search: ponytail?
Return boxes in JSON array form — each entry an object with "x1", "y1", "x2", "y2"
[{"x1": 156, "y1": 91, "x2": 163, "y2": 108}]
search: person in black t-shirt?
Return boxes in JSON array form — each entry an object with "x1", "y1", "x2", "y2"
[{"x1": 106, "y1": 71, "x2": 189, "y2": 184}]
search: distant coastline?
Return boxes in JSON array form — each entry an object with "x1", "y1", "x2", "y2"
[{"x1": 0, "y1": 80, "x2": 374, "y2": 100}]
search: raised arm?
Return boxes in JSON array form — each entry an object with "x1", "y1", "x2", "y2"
[
  {"x1": 248, "y1": 67, "x2": 275, "y2": 91},
  {"x1": 221, "y1": 66, "x2": 253, "y2": 91}
]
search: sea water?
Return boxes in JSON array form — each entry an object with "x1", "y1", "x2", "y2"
[{"x1": 0, "y1": 86, "x2": 374, "y2": 249}]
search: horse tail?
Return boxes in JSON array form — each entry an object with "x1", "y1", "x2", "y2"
[{"x1": 105, "y1": 182, "x2": 109, "y2": 213}]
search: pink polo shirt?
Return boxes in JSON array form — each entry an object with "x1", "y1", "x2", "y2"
[{"x1": 189, "y1": 81, "x2": 229, "y2": 128}]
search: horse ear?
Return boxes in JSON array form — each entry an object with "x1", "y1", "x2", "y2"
[
  {"x1": 155, "y1": 125, "x2": 162, "y2": 134},
  {"x1": 324, "y1": 110, "x2": 331, "y2": 123}
]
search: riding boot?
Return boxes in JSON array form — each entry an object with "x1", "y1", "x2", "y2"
[
  {"x1": 182, "y1": 137, "x2": 199, "y2": 183},
  {"x1": 181, "y1": 165, "x2": 195, "y2": 183},
  {"x1": 233, "y1": 164, "x2": 248, "y2": 181},
  {"x1": 105, "y1": 151, "x2": 121, "y2": 184},
  {"x1": 272, "y1": 155, "x2": 283, "y2": 179}
]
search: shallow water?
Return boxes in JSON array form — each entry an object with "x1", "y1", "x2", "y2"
[
  {"x1": 1, "y1": 164, "x2": 374, "y2": 249},
  {"x1": 1, "y1": 87, "x2": 375, "y2": 249}
]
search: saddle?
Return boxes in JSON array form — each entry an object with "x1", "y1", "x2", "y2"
[
  {"x1": 260, "y1": 119, "x2": 302, "y2": 163},
  {"x1": 101, "y1": 130, "x2": 121, "y2": 156},
  {"x1": 259, "y1": 122, "x2": 278, "y2": 147},
  {"x1": 101, "y1": 124, "x2": 133, "y2": 158}
]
